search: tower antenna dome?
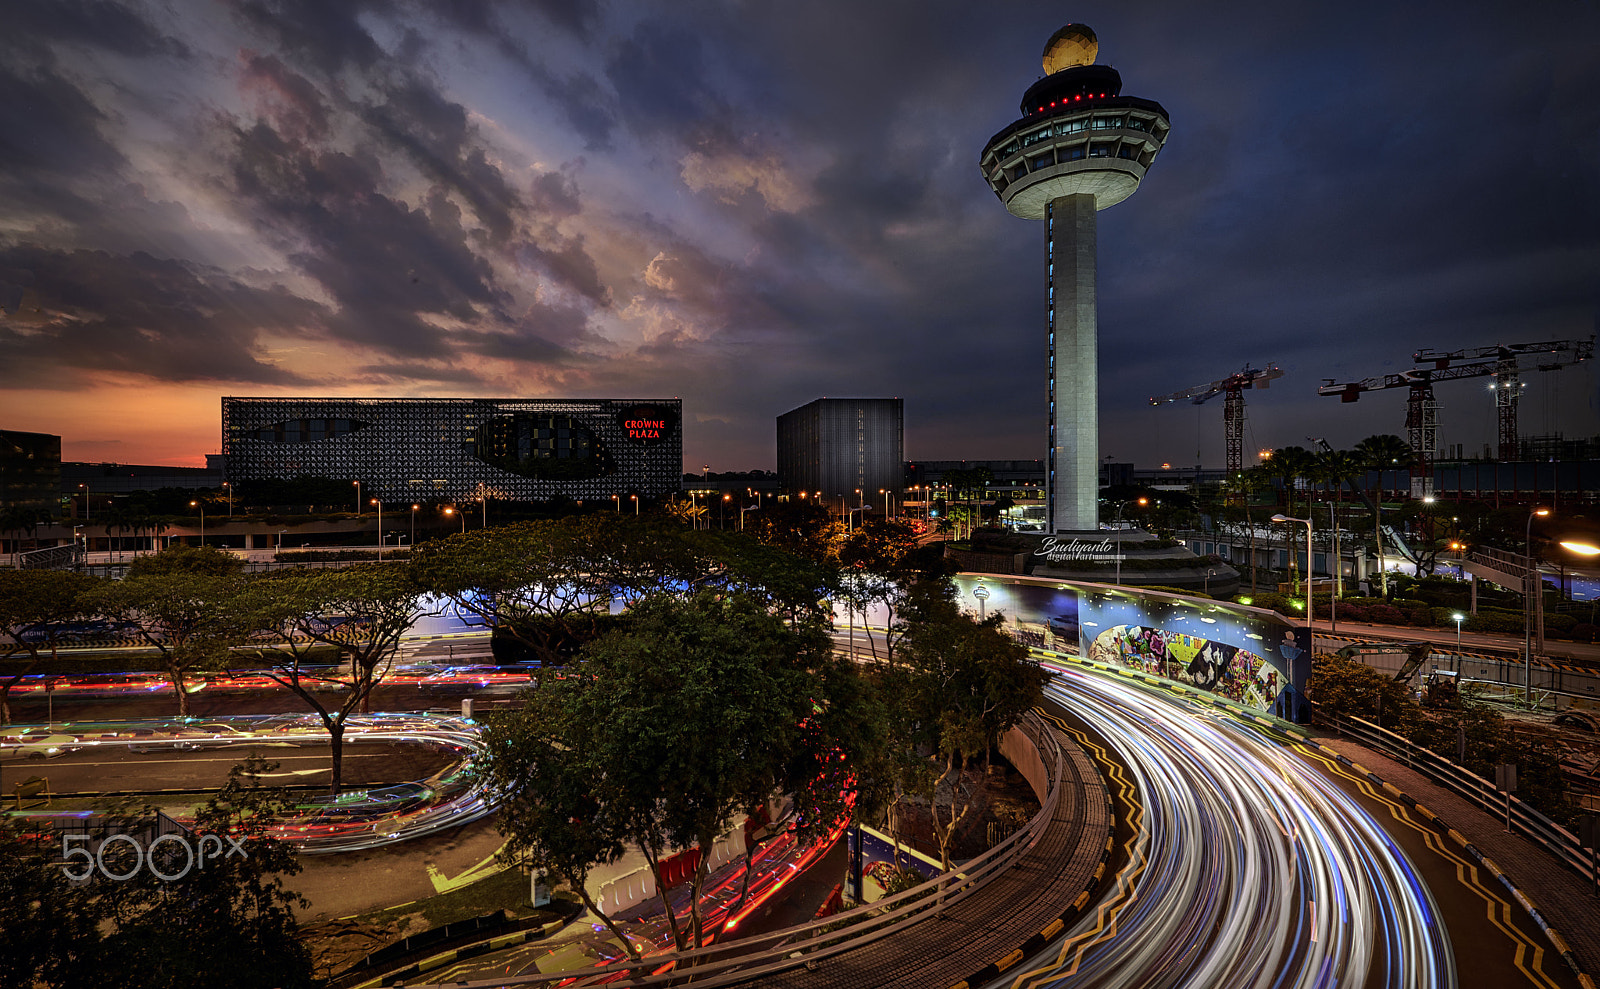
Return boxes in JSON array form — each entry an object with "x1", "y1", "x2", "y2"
[{"x1": 1043, "y1": 24, "x2": 1098, "y2": 74}]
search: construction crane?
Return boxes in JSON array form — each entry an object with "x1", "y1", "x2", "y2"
[
  {"x1": 1149, "y1": 363, "x2": 1283, "y2": 477},
  {"x1": 1317, "y1": 337, "x2": 1594, "y2": 497}
]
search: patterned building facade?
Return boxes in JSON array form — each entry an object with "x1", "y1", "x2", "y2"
[{"x1": 222, "y1": 397, "x2": 682, "y2": 503}]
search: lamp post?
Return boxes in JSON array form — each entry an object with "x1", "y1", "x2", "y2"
[
  {"x1": 1111, "y1": 497, "x2": 1148, "y2": 586},
  {"x1": 189, "y1": 500, "x2": 204, "y2": 546},
  {"x1": 479, "y1": 494, "x2": 487, "y2": 527},
  {"x1": 1452, "y1": 612, "x2": 1465, "y2": 654},
  {"x1": 444, "y1": 506, "x2": 465, "y2": 533},
  {"x1": 1329, "y1": 502, "x2": 1340, "y2": 632},
  {"x1": 1524, "y1": 507, "x2": 1549, "y2": 709},
  {"x1": 352, "y1": 480, "x2": 361, "y2": 515},
  {"x1": 222, "y1": 481, "x2": 233, "y2": 517},
  {"x1": 277, "y1": 529, "x2": 286, "y2": 557},
  {"x1": 1272, "y1": 514, "x2": 1314, "y2": 631},
  {"x1": 613, "y1": 494, "x2": 621, "y2": 513},
  {"x1": 631, "y1": 494, "x2": 639, "y2": 516},
  {"x1": 410, "y1": 504, "x2": 419, "y2": 548},
  {"x1": 881, "y1": 488, "x2": 891, "y2": 519},
  {"x1": 371, "y1": 498, "x2": 383, "y2": 559}
]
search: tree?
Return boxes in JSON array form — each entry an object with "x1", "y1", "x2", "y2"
[
  {"x1": 0, "y1": 569, "x2": 101, "y2": 724},
  {"x1": 1353, "y1": 434, "x2": 1412, "y2": 595},
  {"x1": 1222, "y1": 466, "x2": 1273, "y2": 593},
  {"x1": 240, "y1": 564, "x2": 421, "y2": 794},
  {"x1": 412, "y1": 520, "x2": 618, "y2": 667},
  {"x1": 895, "y1": 584, "x2": 1052, "y2": 868},
  {"x1": 837, "y1": 516, "x2": 923, "y2": 663},
  {"x1": 479, "y1": 682, "x2": 640, "y2": 957},
  {"x1": 0, "y1": 506, "x2": 49, "y2": 566},
  {"x1": 743, "y1": 499, "x2": 840, "y2": 564},
  {"x1": 84, "y1": 546, "x2": 247, "y2": 715},
  {"x1": 0, "y1": 759, "x2": 315, "y2": 988},
  {"x1": 484, "y1": 591, "x2": 868, "y2": 955}
]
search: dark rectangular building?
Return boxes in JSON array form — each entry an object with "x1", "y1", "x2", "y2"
[
  {"x1": 776, "y1": 398, "x2": 903, "y2": 500},
  {"x1": 0, "y1": 429, "x2": 62, "y2": 512}
]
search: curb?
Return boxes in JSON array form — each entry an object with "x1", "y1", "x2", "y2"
[{"x1": 345, "y1": 917, "x2": 569, "y2": 989}]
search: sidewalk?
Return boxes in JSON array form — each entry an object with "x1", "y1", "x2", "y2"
[{"x1": 1306, "y1": 727, "x2": 1600, "y2": 975}]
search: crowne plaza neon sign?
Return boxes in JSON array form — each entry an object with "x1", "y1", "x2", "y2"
[{"x1": 617, "y1": 404, "x2": 677, "y2": 446}]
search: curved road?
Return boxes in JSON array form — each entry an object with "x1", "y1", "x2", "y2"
[{"x1": 1004, "y1": 665, "x2": 1578, "y2": 989}]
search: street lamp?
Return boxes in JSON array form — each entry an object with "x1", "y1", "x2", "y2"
[
  {"x1": 1111, "y1": 497, "x2": 1149, "y2": 586},
  {"x1": 189, "y1": 500, "x2": 204, "y2": 546},
  {"x1": 410, "y1": 504, "x2": 419, "y2": 548},
  {"x1": 631, "y1": 494, "x2": 639, "y2": 516},
  {"x1": 370, "y1": 498, "x2": 383, "y2": 559},
  {"x1": 881, "y1": 488, "x2": 891, "y2": 519},
  {"x1": 1272, "y1": 514, "x2": 1314, "y2": 631},
  {"x1": 1524, "y1": 507, "x2": 1549, "y2": 709},
  {"x1": 444, "y1": 506, "x2": 465, "y2": 533},
  {"x1": 276, "y1": 529, "x2": 287, "y2": 557},
  {"x1": 613, "y1": 494, "x2": 621, "y2": 513},
  {"x1": 78, "y1": 483, "x2": 90, "y2": 519},
  {"x1": 352, "y1": 480, "x2": 361, "y2": 515},
  {"x1": 1452, "y1": 612, "x2": 1465, "y2": 654},
  {"x1": 222, "y1": 481, "x2": 233, "y2": 517}
]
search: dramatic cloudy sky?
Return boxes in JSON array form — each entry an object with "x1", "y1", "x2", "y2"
[{"x1": 1, "y1": 0, "x2": 1597, "y2": 471}]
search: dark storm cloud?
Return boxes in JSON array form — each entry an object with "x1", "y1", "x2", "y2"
[
  {"x1": 4, "y1": 0, "x2": 1596, "y2": 470},
  {"x1": 228, "y1": 0, "x2": 384, "y2": 76},
  {"x1": 362, "y1": 77, "x2": 526, "y2": 245},
  {"x1": 5, "y1": 0, "x2": 186, "y2": 59},
  {"x1": 0, "y1": 245, "x2": 320, "y2": 385}
]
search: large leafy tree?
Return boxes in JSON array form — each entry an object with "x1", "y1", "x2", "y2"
[
  {"x1": 84, "y1": 546, "x2": 248, "y2": 715},
  {"x1": 894, "y1": 583, "x2": 1052, "y2": 868},
  {"x1": 742, "y1": 499, "x2": 840, "y2": 564},
  {"x1": 0, "y1": 569, "x2": 101, "y2": 724},
  {"x1": 240, "y1": 564, "x2": 421, "y2": 793},
  {"x1": 412, "y1": 518, "x2": 658, "y2": 666},
  {"x1": 483, "y1": 591, "x2": 871, "y2": 955}
]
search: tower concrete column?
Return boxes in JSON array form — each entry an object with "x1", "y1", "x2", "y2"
[
  {"x1": 980, "y1": 23, "x2": 1169, "y2": 538},
  {"x1": 1048, "y1": 193, "x2": 1098, "y2": 532}
]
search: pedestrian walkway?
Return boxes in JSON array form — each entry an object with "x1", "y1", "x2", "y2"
[{"x1": 1308, "y1": 728, "x2": 1600, "y2": 976}]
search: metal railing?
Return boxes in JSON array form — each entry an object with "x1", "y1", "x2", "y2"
[
  {"x1": 1318, "y1": 711, "x2": 1596, "y2": 886},
  {"x1": 411, "y1": 712, "x2": 1066, "y2": 988}
]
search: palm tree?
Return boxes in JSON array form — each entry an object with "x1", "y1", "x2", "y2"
[
  {"x1": 1311, "y1": 448, "x2": 1360, "y2": 599},
  {"x1": 1226, "y1": 466, "x2": 1272, "y2": 593},
  {"x1": 1354, "y1": 434, "x2": 1412, "y2": 596}
]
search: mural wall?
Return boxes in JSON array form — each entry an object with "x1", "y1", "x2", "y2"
[{"x1": 946, "y1": 574, "x2": 1311, "y2": 720}]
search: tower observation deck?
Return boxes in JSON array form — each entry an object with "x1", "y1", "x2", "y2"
[{"x1": 980, "y1": 25, "x2": 1170, "y2": 533}]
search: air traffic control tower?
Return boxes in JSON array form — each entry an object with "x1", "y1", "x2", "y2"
[{"x1": 980, "y1": 25, "x2": 1170, "y2": 533}]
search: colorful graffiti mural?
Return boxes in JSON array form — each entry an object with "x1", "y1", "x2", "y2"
[{"x1": 949, "y1": 573, "x2": 1310, "y2": 720}]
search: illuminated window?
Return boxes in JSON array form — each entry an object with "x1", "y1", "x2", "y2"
[{"x1": 1088, "y1": 144, "x2": 1112, "y2": 158}]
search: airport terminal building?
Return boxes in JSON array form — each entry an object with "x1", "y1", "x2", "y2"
[{"x1": 221, "y1": 397, "x2": 682, "y2": 504}]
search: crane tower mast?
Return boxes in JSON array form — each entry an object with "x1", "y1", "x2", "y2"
[
  {"x1": 1317, "y1": 337, "x2": 1594, "y2": 497},
  {"x1": 1149, "y1": 362, "x2": 1283, "y2": 477}
]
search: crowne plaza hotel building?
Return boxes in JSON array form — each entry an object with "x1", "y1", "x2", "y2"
[{"x1": 221, "y1": 397, "x2": 682, "y2": 503}]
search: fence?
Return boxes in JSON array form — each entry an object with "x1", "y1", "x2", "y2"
[{"x1": 1317, "y1": 710, "x2": 1597, "y2": 887}]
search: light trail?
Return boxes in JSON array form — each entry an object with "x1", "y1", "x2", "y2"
[{"x1": 1007, "y1": 668, "x2": 1456, "y2": 989}]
